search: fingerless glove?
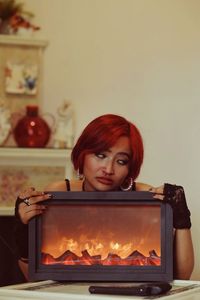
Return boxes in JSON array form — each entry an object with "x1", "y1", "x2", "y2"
[
  {"x1": 163, "y1": 183, "x2": 191, "y2": 229},
  {"x1": 14, "y1": 197, "x2": 28, "y2": 259}
]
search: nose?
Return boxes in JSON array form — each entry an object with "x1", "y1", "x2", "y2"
[{"x1": 103, "y1": 160, "x2": 114, "y2": 175}]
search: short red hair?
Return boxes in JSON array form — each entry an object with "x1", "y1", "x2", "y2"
[{"x1": 71, "y1": 114, "x2": 144, "y2": 180}]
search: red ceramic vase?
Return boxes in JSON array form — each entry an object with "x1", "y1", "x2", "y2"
[{"x1": 14, "y1": 105, "x2": 51, "y2": 148}]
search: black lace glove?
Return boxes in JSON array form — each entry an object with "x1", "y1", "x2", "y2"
[
  {"x1": 14, "y1": 197, "x2": 28, "y2": 259},
  {"x1": 163, "y1": 183, "x2": 191, "y2": 229}
]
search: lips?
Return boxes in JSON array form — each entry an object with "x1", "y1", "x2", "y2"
[{"x1": 96, "y1": 177, "x2": 113, "y2": 186}]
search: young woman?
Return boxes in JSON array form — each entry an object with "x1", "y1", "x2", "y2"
[{"x1": 14, "y1": 114, "x2": 194, "y2": 281}]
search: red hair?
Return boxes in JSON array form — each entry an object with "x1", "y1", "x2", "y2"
[{"x1": 71, "y1": 114, "x2": 144, "y2": 180}]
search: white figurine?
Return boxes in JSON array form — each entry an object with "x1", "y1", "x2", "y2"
[
  {"x1": 0, "y1": 101, "x2": 11, "y2": 146},
  {"x1": 53, "y1": 101, "x2": 75, "y2": 149}
]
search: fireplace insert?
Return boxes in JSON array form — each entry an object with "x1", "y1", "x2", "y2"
[{"x1": 29, "y1": 191, "x2": 173, "y2": 282}]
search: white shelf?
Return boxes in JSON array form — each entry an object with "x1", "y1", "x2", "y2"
[
  {"x1": 0, "y1": 207, "x2": 14, "y2": 216},
  {"x1": 0, "y1": 147, "x2": 72, "y2": 166},
  {"x1": 0, "y1": 34, "x2": 48, "y2": 47}
]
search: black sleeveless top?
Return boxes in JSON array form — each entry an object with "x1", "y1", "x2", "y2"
[{"x1": 64, "y1": 179, "x2": 136, "y2": 191}]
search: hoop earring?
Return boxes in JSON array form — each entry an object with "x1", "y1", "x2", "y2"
[{"x1": 120, "y1": 177, "x2": 133, "y2": 191}]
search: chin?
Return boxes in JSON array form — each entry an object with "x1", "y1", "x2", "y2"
[{"x1": 95, "y1": 185, "x2": 117, "y2": 192}]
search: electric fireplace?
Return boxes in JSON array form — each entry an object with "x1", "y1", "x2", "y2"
[{"x1": 29, "y1": 191, "x2": 173, "y2": 282}]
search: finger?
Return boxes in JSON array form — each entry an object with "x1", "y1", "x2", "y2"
[
  {"x1": 19, "y1": 186, "x2": 49, "y2": 199},
  {"x1": 23, "y1": 210, "x2": 45, "y2": 224},
  {"x1": 153, "y1": 194, "x2": 164, "y2": 201},
  {"x1": 18, "y1": 191, "x2": 41, "y2": 200},
  {"x1": 21, "y1": 205, "x2": 46, "y2": 224},
  {"x1": 153, "y1": 186, "x2": 164, "y2": 200},
  {"x1": 24, "y1": 204, "x2": 46, "y2": 212},
  {"x1": 19, "y1": 193, "x2": 52, "y2": 207},
  {"x1": 19, "y1": 187, "x2": 36, "y2": 199},
  {"x1": 148, "y1": 186, "x2": 164, "y2": 194},
  {"x1": 148, "y1": 186, "x2": 164, "y2": 200},
  {"x1": 148, "y1": 187, "x2": 156, "y2": 193},
  {"x1": 28, "y1": 193, "x2": 52, "y2": 205},
  {"x1": 154, "y1": 185, "x2": 164, "y2": 194}
]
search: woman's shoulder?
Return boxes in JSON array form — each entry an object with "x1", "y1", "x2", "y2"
[
  {"x1": 44, "y1": 180, "x2": 67, "y2": 191},
  {"x1": 44, "y1": 179, "x2": 83, "y2": 191}
]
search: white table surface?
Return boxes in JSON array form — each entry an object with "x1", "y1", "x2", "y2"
[{"x1": 0, "y1": 280, "x2": 200, "y2": 300}]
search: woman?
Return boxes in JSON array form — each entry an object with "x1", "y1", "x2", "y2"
[{"x1": 15, "y1": 114, "x2": 194, "y2": 281}]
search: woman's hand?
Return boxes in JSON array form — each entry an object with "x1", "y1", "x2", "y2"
[
  {"x1": 16, "y1": 187, "x2": 52, "y2": 224},
  {"x1": 137, "y1": 182, "x2": 194, "y2": 279},
  {"x1": 152, "y1": 183, "x2": 191, "y2": 229}
]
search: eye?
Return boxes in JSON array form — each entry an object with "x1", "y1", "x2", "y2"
[
  {"x1": 117, "y1": 159, "x2": 129, "y2": 166},
  {"x1": 95, "y1": 152, "x2": 106, "y2": 159}
]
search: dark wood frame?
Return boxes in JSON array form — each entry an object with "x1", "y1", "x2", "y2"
[{"x1": 29, "y1": 191, "x2": 173, "y2": 282}]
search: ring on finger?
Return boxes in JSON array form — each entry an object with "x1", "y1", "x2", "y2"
[{"x1": 23, "y1": 198, "x2": 31, "y2": 206}]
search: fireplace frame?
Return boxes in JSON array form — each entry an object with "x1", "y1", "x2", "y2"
[{"x1": 29, "y1": 191, "x2": 173, "y2": 282}]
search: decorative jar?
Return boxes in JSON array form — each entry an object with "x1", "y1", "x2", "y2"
[{"x1": 13, "y1": 105, "x2": 51, "y2": 148}]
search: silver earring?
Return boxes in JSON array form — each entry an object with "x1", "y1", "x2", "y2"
[
  {"x1": 120, "y1": 177, "x2": 133, "y2": 191},
  {"x1": 77, "y1": 169, "x2": 84, "y2": 180}
]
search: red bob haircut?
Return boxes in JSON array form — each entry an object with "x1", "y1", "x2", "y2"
[{"x1": 71, "y1": 114, "x2": 144, "y2": 180}]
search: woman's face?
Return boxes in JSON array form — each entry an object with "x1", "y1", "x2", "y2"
[{"x1": 83, "y1": 136, "x2": 131, "y2": 191}]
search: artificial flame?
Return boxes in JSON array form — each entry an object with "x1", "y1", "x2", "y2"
[
  {"x1": 42, "y1": 236, "x2": 160, "y2": 259},
  {"x1": 41, "y1": 203, "x2": 161, "y2": 264}
]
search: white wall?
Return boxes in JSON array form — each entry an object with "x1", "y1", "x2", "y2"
[{"x1": 26, "y1": 0, "x2": 200, "y2": 279}]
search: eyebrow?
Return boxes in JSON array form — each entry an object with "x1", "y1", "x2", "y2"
[
  {"x1": 117, "y1": 152, "x2": 131, "y2": 159},
  {"x1": 106, "y1": 149, "x2": 131, "y2": 159}
]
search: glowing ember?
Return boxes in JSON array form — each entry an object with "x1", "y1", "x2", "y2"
[{"x1": 42, "y1": 248, "x2": 161, "y2": 266}]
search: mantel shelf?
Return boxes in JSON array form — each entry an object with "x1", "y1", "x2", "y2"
[
  {"x1": 0, "y1": 147, "x2": 72, "y2": 166},
  {"x1": 0, "y1": 207, "x2": 14, "y2": 216},
  {"x1": 0, "y1": 147, "x2": 71, "y2": 158},
  {"x1": 0, "y1": 34, "x2": 48, "y2": 47},
  {"x1": 0, "y1": 147, "x2": 73, "y2": 174}
]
